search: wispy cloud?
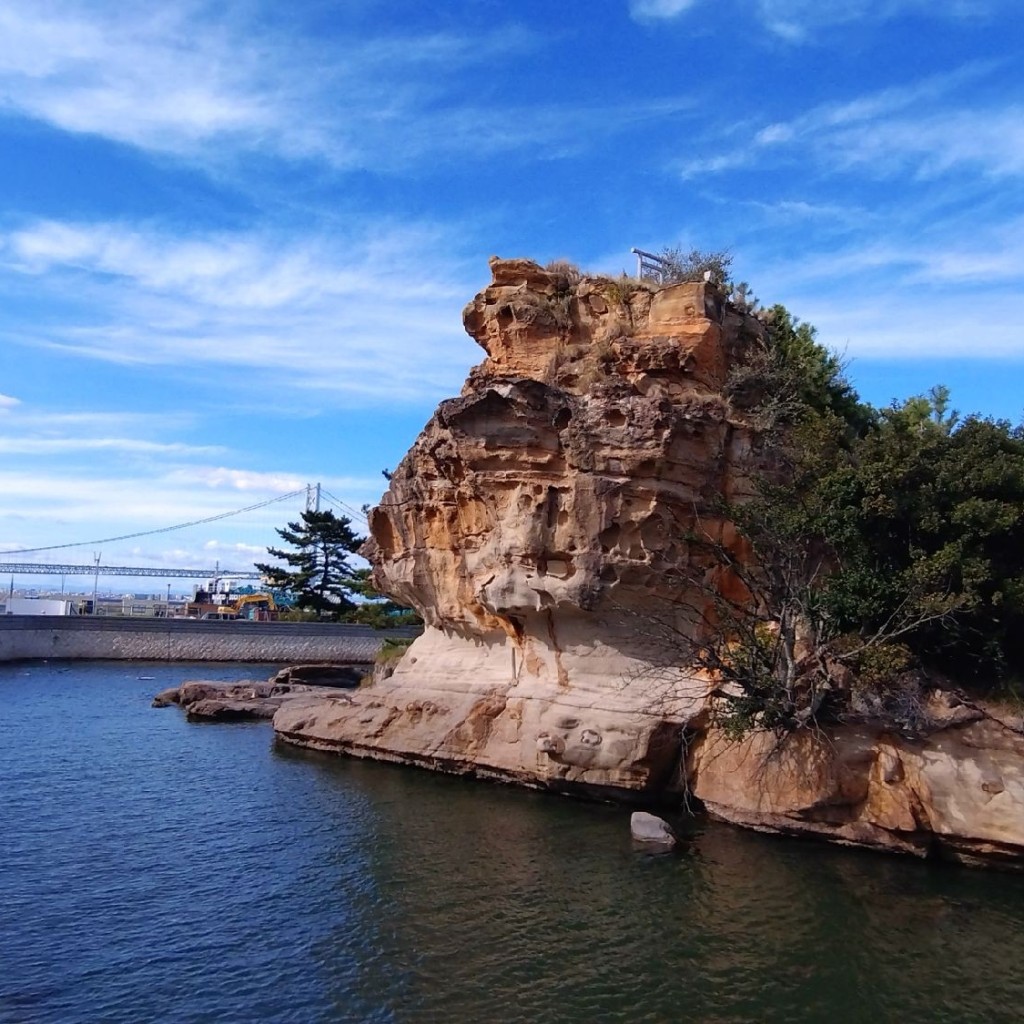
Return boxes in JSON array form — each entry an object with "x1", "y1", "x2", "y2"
[
  {"x1": 0, "y1": 460, "x2": 381, "y2": 567},
  {"x1": 629, "y1": 0, "x2": 1004, "y2": 36},
  {"x1": 0, "y1": 217, "x2": 480, "y2": 402},
  {"x1": 0, "y1": 1, "x2": 542, "y2": 169},
  {"x1": 0, "y1": 1, "x2": 691, "y2": 174},
  {"x1": 678, "y1": 66, "x2": 1015, "y2": 181},
  {"x1": 629, "y1": 0, "x2": 701, "y2": 21},
  {"x1": 163, "y1": 467, "x2": 380, "y2": 493},
  {"x1": 0, "y1": 437, "x2": 223, "y2": 455}
]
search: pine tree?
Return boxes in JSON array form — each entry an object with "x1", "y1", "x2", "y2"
[{"x1": 255, "y1": 510, "x2": 363, "y2": 620}]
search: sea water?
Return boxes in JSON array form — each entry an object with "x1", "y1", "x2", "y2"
[{"x1": 3, "y1": 661, "x2": 1024, "y2": 1024}]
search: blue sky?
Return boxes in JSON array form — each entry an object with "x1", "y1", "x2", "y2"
[{"x1": 0, "y1": 0, "x2": 1021, "y2": 586}]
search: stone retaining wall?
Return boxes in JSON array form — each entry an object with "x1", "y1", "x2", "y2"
[{"x1": 0, "y1": 616, "x2": 417, "y2": 663}]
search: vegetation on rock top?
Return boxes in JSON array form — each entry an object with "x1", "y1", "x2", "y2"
[{"x1": 636, "y1": 250, "x2": 1024, "y2": 736}]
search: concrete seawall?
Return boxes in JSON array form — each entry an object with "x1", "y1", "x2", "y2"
[{"x1": 0, "y1": 615, "x2": 418, "y2": 663}]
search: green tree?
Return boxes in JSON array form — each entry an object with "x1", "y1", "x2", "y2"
[
  {"x1": 652, "y1": 292, "x2": 1024, "y2": 736},
  {"x1": 828, "y1": 400, "x2": 1024, "y2": 684},
  {"x1": 255, "y1": 510, "x2": 363, "y2": 621}
]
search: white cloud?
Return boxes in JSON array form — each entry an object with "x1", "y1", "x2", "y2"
[
  {"x1": 678, "y1": 67, "x2": 1021, "y2": 184},
  {"x1": 162, "y1": 467, "x2": 381, "y2": 494},
  {"x1": 821, "y1": 107, "x2": 1024, "y2": 179},
  {"x1": 0, "y1": 2, "x2": 296, "y2": 158},
  {"x1": 799, "y1": 293, "x2": 1024, "y2": 360},
  {"x1": 164, "y1": 468, "x2": 308, "y2": 493},
  {"x1": 201, "y1": 539, "x2": 267, "y2": 556},
  {"x1": 0, "y1": 1, "x2": 676, "y2": 174},
  {"x1": 0, "y1": 217, "x2": 480, "y2": 403},
  {"x1": 0, "y1": 393, "x2": 20, "y2": 410},
  {"x1": 628, "y1": 0, "x2": 1005, "y2": 36},
  {"x1": 0, "y1": 437, "x2": 223, "y2": 455},
  {"x1": 754, "y1": 0, "x2": 997, "y2": 40},
  {"x1": 754, "y1": 123, "x2": 796, "y2": 145},
  {"x1": 629, "y1": 0, "x2": 701, "y2": 20}
]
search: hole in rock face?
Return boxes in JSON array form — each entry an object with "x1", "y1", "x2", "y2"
[
  {"x1": 538, "y1": 554, "x2": 573, "y2": 579},
  {"x1": 553, "y1": 408, "x2": 572, "y2": 430},
  {"x1": 606, "y1": 409, "x2": 627, "y2": 428},
  {"x1": 372, "y1": 511, "x2": 398, "y2": 559},
  {"x1": 640, "y1": 515, "x2": 667, "y2": 551},
  {"x1": 598, "y1": 523, "x2": 621, "y2": 551},
  {"x1": 546, "y1": 486, "x2": 560, "y2": 529}
]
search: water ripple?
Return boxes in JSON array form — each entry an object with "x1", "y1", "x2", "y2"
[{"x1": 3, "y1": 662, "x2": 1024, "y2": 1023}]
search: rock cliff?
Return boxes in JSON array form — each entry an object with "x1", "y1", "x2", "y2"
[
  {"x1": 274, "y1": 256, "x2": 1024, "y2": 867},
  {"x1": 275, "y1": 257, "x2": 760, "y2": 796}
]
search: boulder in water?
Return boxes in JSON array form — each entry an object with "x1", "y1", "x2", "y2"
[{"x1": 630, "y1": 811, "x2": 676, "y2": 848}]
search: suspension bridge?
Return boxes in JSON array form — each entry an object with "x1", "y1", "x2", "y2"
[{"x1": 0, "y1": 482, "x2": 371, "y2": 586}]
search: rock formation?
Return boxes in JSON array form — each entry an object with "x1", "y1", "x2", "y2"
[
  {"x1": 630, "y1": 811, "x2": 677, "y2": 849},
  {"x1": 690, "y1": 697, "x2": 1024, "y2": 867},
  {"x1": 155, "y1": 678, "x2": 358, "y2": 721},
  {"x1": 273, "y1": 256, "x2": 1024, "y2": 867},
  {"x1": 275, "y1": 257, "x2": 761, "y2": 795}
]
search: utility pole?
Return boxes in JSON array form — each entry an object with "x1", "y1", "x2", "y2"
[{"x1": 92, "y1": 552, "x2": 101, "y2": 615}]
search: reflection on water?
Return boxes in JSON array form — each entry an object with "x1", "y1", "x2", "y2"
[{"x1": 2, "y1": 661, "x2": 1024, "y2": 1024}]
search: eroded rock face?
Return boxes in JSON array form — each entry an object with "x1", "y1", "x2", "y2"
[
  {"x1": 690, "y1": 709, "x2": 1024, "y2": 867},
  {"x1": 275, "y1": 257, "x2": 762, "y2": 794},
  {"x1": 273, "y1": 256, "x2": 1024, "y2": 867}
]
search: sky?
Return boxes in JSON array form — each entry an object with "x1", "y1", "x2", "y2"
[{"x1": 0, "y1": 0, "x2": 1021, "y2": 590}]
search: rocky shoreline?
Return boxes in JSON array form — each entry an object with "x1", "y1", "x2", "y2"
[
  {"x1": 153, "y1": 662, "x2": 369, "y2": 722},
  {"x1": 155, "y1": 667, "x2": 1024, "y2": 867},
  {"x1": 162, "y1": 258, "x2": 1024, "y2": 870}
]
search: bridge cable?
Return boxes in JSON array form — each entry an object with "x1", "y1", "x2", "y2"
[
  {"x1": 1, "y1": 489, "x2": 306, "y2": 557},
  {"x1": 320, "y1": 488, "x2": 369, "y2": 527}
]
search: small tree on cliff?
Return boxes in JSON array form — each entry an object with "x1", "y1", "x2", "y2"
[
  {"x1": 658, "y1": 246, "x2": 732, "y2": 285},
  {"x1": 255, "y1": 510, "x2": 363, "y2": 621}
]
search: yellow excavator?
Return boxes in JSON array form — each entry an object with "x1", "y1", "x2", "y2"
[{"x1": 215, "y1": 593, "x2": 278, "y2": 620}]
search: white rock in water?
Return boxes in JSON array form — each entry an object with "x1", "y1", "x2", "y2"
[{"x1": 630, "y1": 811, "x2": 676, "y2": 848}]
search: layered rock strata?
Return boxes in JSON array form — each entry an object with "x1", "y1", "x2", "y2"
[
  {"x1": 273, "y1": 256, "x2": 1024, "y2": 867},
  {"x1": 275, "y1": 257, "x2": 760, "y2": 796},
  {"x1": 690, "y1": 698, "x2": 1024, "y2": 867}
]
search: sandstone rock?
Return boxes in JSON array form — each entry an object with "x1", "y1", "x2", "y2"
[
  {"x1": 630, "y1": 811, "x2": 676, "y2": 848},
  {"x1": 178, "y1": 679, "x2": 273, "y2": 704},
  {"x1": 271, "y1": 664, "x2": 369, "y2": 688},
  {"x1": 158, "y1": 679, "x2": 353, "y2": 724},
  {"x1": 186, "y1": 697, "x2": 281, "y2": 721},
  {"x1": 690, "y1": 717, "x2": 1024, "y2": 867},
  {"x1": 267, "y1": 255, "x2": 1024, "y2": 868},
  {"x1": 276, "y1": 258, "x2": 758, "y2": 794}
]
